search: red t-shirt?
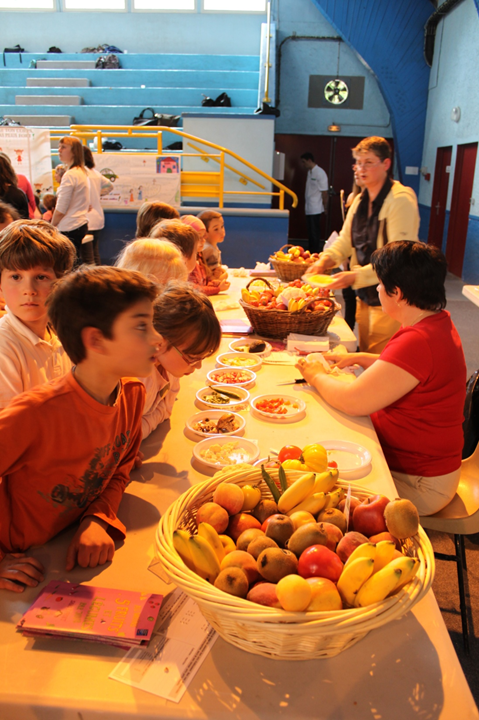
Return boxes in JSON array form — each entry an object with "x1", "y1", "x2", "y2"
[
  {"x1": 370, "y1": 311, "x2": 466, "y2": 476},
  {"x1": 0, "y1": 371, "x2": 145, "y2": 560}
]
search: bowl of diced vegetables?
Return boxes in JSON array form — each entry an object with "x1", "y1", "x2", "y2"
[
  {"x1": 216, "y1": 352, "x2": 263, "y2": 373},
  {"x1": 206, "y1": 367, "x2": 256, "y2": 390},
  {"x1": 196, "y1": 384, "x2": 250, "y2": 410}
]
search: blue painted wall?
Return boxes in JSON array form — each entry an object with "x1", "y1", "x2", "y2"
[
  {"x1": 274, "y1": 0, "x2": 392, "y2": 140},
  {"x1": 309, "y1": 0, "x2": 432, "y2": 196},
  {"x1": 0, "y1": 10, "x2": 264, "y2": 56},
  {"x1": 419, "y1": 0, "x2": 479, "y2": 282}
]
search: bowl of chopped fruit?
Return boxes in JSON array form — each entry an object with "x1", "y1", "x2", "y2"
[
  {"x1": 206, "y1": 367, "x2": 256, "y2": 390},
  {"x1": 215, "y1": 352, "x2": 263, "y2": 373},
  {"x1": 186, "y1": 410, "x2": 246, "y2": 439}
]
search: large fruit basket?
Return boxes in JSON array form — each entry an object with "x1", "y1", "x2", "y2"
[
  {"x1": 269, "y1": 244, "x2": 315, "y2": 282},
  {"x1": 240, "y1": 277, "x2": 338, "y2": 340},
  {"x1": 156, "y1": 465, "x2": 435, "y2": 661}
]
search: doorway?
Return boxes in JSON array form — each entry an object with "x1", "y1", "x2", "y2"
[
  {"x1": 274, "y1": 134, "x2": 394, "y2": 242},
  {"x1": 446, "y1": 142, "x2": 478, "y2": 277},
  {"x1": 428, "y1": 146, "x2": 452, "y2": 249}
]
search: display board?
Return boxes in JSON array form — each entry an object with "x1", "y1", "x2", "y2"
[
  {"x1": 0, "y1": 126, "x2": 53, "y2": 195},
  {"x1": 96, "y1": 153, "x2": 181, "y2": 210}
]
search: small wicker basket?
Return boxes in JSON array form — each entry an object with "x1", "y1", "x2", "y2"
[
  {"x1": 269, "y1": 244, "x2": 314, "y2": 282},
  {"x1": 240, "y1": 277, "x2": 338, "y2": 340},
  {"x1": 156, "y1": 465, "x2": 435, "y2": 661}
]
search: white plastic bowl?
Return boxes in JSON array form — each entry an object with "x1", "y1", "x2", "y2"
[
  {"x1": 196, "y1": 384, "x2": 250, "y2": 410},
  {"x1": 193, "y1": 435, "x2": 260, "y2": 469},
  {"x1": 216, "y1": 351, "x2": 263, "y2": 373},
  {"x1": 186, "y1": 410, "x2": 246, "y2": 439},
  {"x1": 228, "y1": 337, "x2": 272, "y2": 358},
  {"x1": 207, "y1": 367, "x2": 256, "y2": 390}
]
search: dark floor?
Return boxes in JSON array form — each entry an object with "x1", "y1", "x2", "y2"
[{"x1": 427, "y1": 275, "x2": 479, "y2": 704}]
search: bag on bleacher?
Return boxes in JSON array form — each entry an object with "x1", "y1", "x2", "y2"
[
  {"x1": 132, "y1": 108, "x2": 180, "y2": 127},
  {"x1": 3, "y1": 45, "x2": 25, "y2": 66},
  {"x1": 0, "y1": 117, "x2": 22, "y2": 126},
  {"x1": 95, "y1": 54, "x2": 120, "y2": 69},
  {"x1": 201, "y1": 92, "x2": 231, "y2": 107}
]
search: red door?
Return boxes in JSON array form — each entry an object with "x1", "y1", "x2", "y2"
[
  {"x1": 428, "y1": 146, "x2": 452, "y2": 249},
  {"x1": 446, "y1": 142, "x2": 478, "y2": 276}
]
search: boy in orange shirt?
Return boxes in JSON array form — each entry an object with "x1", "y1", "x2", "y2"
[{"x1": 0, "y1": 265, "x2": 160, "y2": 593}]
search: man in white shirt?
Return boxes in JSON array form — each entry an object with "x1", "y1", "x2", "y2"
[{"x1": 300, "y1": 152, "x2": 329, "y2": 253}]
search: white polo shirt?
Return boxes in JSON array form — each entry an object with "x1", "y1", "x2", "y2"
[
  {"x1": 0, "y1": 309, "x2": 72, "y2": 409},
  {"x1": 305, "y1": 164, "x2": 329, "y2": 215}
]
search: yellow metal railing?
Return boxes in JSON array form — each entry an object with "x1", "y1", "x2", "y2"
[{"x1": 51, "y1": 125, "x2": 297, "y2": 209}]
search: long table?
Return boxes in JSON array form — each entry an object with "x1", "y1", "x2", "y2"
[{"x1": 1, "y1": 274, "x2": 478, "y2": 720}]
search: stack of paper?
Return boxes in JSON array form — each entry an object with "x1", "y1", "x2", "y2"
[{"x1": 286, "y1": 332, "x2": 330, "y2": 353}]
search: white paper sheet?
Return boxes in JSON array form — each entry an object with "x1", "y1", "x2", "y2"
[{"x1": 110, "y1": 589, "x2": 217, "y2": 703}]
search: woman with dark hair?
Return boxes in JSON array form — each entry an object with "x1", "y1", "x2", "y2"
[
  {"x1": 0, "y1": 154, "x2": 29, "y2": 219},
  {"x1": 296, "y1": 241, "x2": 466, "y2": 515},
  {"x1": 51, "y1": 136, "x2": 90, "y2": 264}
]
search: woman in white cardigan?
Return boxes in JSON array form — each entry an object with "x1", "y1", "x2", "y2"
[{"x1": 52, "y1": 136, "x2": 90, "y2": 265}]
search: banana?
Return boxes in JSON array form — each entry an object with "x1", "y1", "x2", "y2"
[
  {"x1": 387, "y1": 556, "x2": 420, "y2": 592},
  {"x1": 323, "y1": 486, "x2": 345, "y2": 510},
  {"x1": 286, "y1": 492, "x2": 327, "y2": 516},
  {"x1": 173, "y1": 529, "x2": 195, "y2": 571},
  {"x1": 197, "y1": 522, "x2": 225, "y2": 564},
  {"x1": 337, "y1": 557, "x2": 375, "y2": 607},
  {"x1": 312, "y1": 469, "x2": 338, "y2": 495},
  {"x1": 188, "y1": 535, "x2": 221, "y2": 583},
  {"x1": 287, "y1": 298, "x2": 297, "y2": 312},
  {"x1": 345, "y1": 542, "x2": 376, "y2": 567},
  {"x1": 219, "y1": 534, "x2": 237, "y2": 555},
  {"x1": 296, "y1": 298, "x2": 307, "y2": 311},
  {"x1": 373, "y1": 540, "x2": 397, "y2": 573},
  {"x1": 354, "y1": 564, "x2": 403, "y2": 607},
  {"x1": 278, "y1": 472, "x2": 316, "y2": 513}
]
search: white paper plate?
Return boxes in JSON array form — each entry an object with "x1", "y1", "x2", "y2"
[
  {"x1": 216, "y1": 351, "x2": 263, "y2": 373},
  {"x1": 302, "y1": 273, "x2": 335, "y2": 288},
  {"x1": 207, "y1": 367, "x2": 256, "y2": 390},
  {"x1": 250, "y1": 394, "x2": 307, "y2": 422},
  {"x1": 186, "y1": 410, "x2": 246, "y2": 439},
  {"x1": 229, "y1": 337, "x2": 272, "y2": 358},
  {"x1": 320, "y1": 440, "x2": 372, "y2": 480},
  {"x1": 193, "y1": 436, "x2": 260, "y2": 469},
  {"x1": 196, "y1": 385, "x2": 250, "y2": 410}
]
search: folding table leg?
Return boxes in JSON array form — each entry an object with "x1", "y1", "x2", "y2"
[{"x1": 454, "y1": 534, "x2": 469, "y2": 654}]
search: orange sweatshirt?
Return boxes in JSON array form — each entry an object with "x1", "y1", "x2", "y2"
[{"x1": 0, "y1": 371, "x2": 145, "y2": 561}]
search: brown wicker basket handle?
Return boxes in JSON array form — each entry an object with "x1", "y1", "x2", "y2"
[
  {"x1": 277, "y1": 244, "x2": 295, "y2": 253},
  {"x1": 245, "y1": 277, "x2": 275, "y2": 292}
]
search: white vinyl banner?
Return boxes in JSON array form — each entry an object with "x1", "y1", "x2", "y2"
[{"x1": 0, "y1": 127, "x2": 53, "y2": 195}]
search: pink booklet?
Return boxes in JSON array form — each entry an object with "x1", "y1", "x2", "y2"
[{"x1": 17, "y1": 580, "x2": 163, "y2": 649}]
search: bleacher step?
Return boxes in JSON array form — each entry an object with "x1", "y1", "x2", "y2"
[
  {"x1": 4, "y1": 114, "x2": 72, "y2": 126},
  {"x1": 36, "y1": 60, "x2": 97, "y2": 70},
  {"x1": 15, "y1": 95, "x2": 82, "y2": 106},
  {"x1": 27, "y1": 78, "x2": 90, "y2": 87}
]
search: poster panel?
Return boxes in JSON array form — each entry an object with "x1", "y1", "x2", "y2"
[
  {"x1": 0, "y1": 127, "x2": 53, "y2": 196},
  {"x1": 96, "y1": 154, "x2": 181, "y2": 209}
]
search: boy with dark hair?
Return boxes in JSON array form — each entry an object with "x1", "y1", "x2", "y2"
[
  {"x1": 0, "y1": 219, "x2": 76, "y2": 409},
  {"x1": 0, "y1": 265, "x2": 160, "y2": 593},
  {"x1": 149, "y1": 218, "x2": 199, "y2": 273}
]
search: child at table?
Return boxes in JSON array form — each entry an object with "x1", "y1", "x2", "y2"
[
  {"x1": 0, "y1": 219, "x2": 76, "y2": 409},
  {"x1": 116, "y1": 238, "x2": 188, "y2": 286},
  {"x1": 140, "y1": 281, "x2": 221, "y2": 438},
  {"x1": 136, "y1": 200, "x2": 179, "y2": 238},
  {"x1": 41, "y1": 193, "x2": 57, "y2": 223},
  {"x1": 198, "y1": 210, "x2": 227, "y2": 276},
  {"x1": 182, "y1": 214, "x2": 230, "y2": 296},
  {"x1": 0, "y1": 265, "x2": 159, "y2": 592},
  {"x1": 149, "y1": 219, "x2": 199, "y2": 273}
]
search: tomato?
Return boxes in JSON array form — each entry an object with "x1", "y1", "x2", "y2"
[
  {"x1": 278, "y1": 445, "x2": 303, "y2": 463},
  {"x1": 328, "y1": 460, "x2": 338, "y2": 469}
]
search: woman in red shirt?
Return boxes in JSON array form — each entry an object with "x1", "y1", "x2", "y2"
[{"x1": 296, "y1": 241, "x2": 466, "y2": 515}]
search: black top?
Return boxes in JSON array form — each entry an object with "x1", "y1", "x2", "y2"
[
  {"x1": 0, "y1": 184, "x2": 29, "y2": 219},
  {"x1": 351, "y1": 177, "x2": 393, "y2": 306}
]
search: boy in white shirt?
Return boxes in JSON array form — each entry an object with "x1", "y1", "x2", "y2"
[{"x1": 0, "y1": 219, "x2": 75, "y2": 409}]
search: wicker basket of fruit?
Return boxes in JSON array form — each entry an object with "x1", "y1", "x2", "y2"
[
  {"x1": 239, "y1": 277, "x2": 338, "y2": 340},
  {"x1": 269, "y1": 244, "x2": 321, "y2": 282},
  {"x1": 155, "y1": 464, "x2": 435, "y2": 661}
]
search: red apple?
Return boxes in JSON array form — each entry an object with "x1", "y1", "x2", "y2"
[
  {"x1": 228, "y1": 513, "x2": 261, "y2": 542},
  {"x1": 352, "y1": 495, "x2": 390, "y2": 537},
  {"x1": 297, "y1": 544, "x2": 343, "y2": 583}
]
